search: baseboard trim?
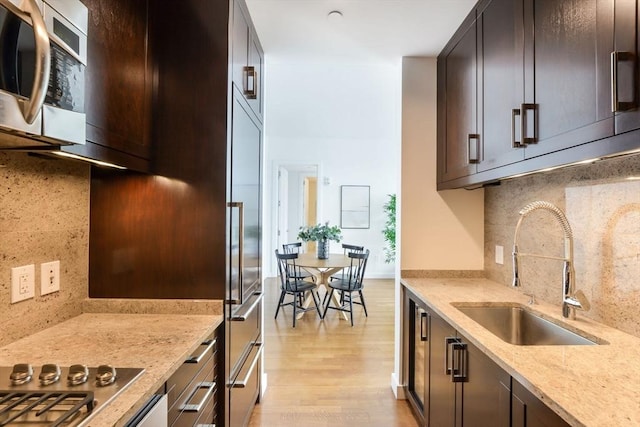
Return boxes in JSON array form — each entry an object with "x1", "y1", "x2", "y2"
[{"x1": 390, "y1": 372, "x2": 406, "y2": 399}]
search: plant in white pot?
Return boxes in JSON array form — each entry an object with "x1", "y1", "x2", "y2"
[{"x1": 297, "y1": 222, "x2": 342, "y2": 259}]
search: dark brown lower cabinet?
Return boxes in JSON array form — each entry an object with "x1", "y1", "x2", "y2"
[
  {"x1": 405, "y1": 288, "x2": 568, "y2": 427},
  {"x1": 167, "y1": 326, "x2": 222, "y2": 427},
  {"x1": 405, "y1": 288, "x2": 510, "y2": 427},
  {"x1": 429, "y1": 311, "x2": 510, "y2": 427},
  {"x1": 512, "y1": 378, "x2": 570, "y2": 427},
  {"x1": 406, "y1": 291, "x2": 428, "y2": 426},
  {"x1": 460, "y1": 333, "x2": 511, "y2": 427}
]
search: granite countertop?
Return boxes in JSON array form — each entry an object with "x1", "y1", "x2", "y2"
[
  {"x1": 0, "y1": 311, "x2": 223, "y2": 426},
  {"x1": 401, "y1": 277, "x2": 640, "y2": 427}
]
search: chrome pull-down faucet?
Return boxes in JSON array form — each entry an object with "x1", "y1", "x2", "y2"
[{"x1": 512, "y1": 201, "x2": 590, "y2": 319}]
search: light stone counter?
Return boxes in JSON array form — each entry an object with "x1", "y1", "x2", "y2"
[
  {"x1": 0, "y1": 312, "x2": 223, "y2": 426},
  {"x1": 401, "y1": 277, "x2": 640, "y2": 427}
]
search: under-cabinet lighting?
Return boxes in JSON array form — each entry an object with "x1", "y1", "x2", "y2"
[
  {"x1": 51, "y1": 151, "x2": 127, "y2": 169},
  {"x1": 153, "y1": 175, "x2": 191, "y2": 192},
  {"x1": 502, "y1": 150, "x2": 640, "y2": 183}
]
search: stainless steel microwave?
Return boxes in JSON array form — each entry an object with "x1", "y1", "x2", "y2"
[{"x1": 0, "y1": 0, "x2": 87, "y2": 148}]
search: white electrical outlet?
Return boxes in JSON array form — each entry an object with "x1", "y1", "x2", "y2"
[
  {"x1": 495, "y1": 245, "x2": 504, "y2": 265},
  {"x1": 11, "y1": 264, "x2": 35, "y2": 303},
  {"x1": 41, "y1": 260, "x2": 60, "y2": 296}
]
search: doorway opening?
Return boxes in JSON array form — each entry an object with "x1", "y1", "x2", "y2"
[{"x1": 276, "y1": 164, "x2": 319, "y2": 255}]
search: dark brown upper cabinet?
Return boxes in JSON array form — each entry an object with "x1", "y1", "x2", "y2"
[
  {"x1": 437, "y1": 11, "x2": 480, "y2": 183},
  {"x1": 521, "y1": 0, "x2": 614, "y2": 159},
  {"x1": 613, "y1": 0, "x2": 640, "y2": 134},
  {"x1": 232, "y1": 0, "x2": 264, "y2": 123},
  {"x1": 478, "y1": 0, "x2": 526, "y2": 172},
  {"x1": 69, "y1": 0, "x2": 152, "y2": 172},
  {"x1": 437, "y1": 0, "x2": 640, "y2": 190}
]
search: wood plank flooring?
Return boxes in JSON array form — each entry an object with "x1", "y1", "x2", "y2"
[{"x1": 248, "y1": 277, "x2": 418, "y2": 427}]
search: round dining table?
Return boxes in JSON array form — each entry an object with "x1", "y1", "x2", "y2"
[{"x1": 294, "y1": 252, "x2": 351, "y2": 320}]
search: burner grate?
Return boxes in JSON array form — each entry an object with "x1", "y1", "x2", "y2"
[{"x1": 0, "y1": 391, "x2": 94, "y2": 427}]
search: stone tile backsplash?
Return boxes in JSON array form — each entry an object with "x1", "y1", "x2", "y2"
[
  {"x1": 485, "y1": 153, "x2": 640, "y2": 337},
  {"x1": 0, "y1": 152, "x2": 90, "y2": 347}
]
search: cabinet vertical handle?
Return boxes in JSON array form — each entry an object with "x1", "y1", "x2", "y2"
[
  {"x1": 244, "y1": 66, "x2": 258, "y2": 99},
  {"x1": 512, "y1": 108, "x2": 524, "y2": 148},
  {"x1": 444, "y1": 337, "x2": 457, "y2": 375},
  {"x1": 520, "y1": 103, "x2": 537, "y2": 145},
  {"x1": 227, "y1": 202, "x2": 244, "y2": 305},
  {"x1": 612, "y1": 51, "x2": 620, "y2": 112},
  {"x1": 467, "y1": 134, "x2": 480, "y2": 164},
  {"x1": 419, "y1": 311, "x2": 429, "y2": 342},
  {"x1": 611, "y1": 51, "x2": 635, "y2": 112},
  {"x1": 451, "y1": 341, "x2": 468, "y2": 383}
]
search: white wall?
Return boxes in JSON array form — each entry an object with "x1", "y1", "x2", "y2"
[
  {"x1": 263, "y1": 58, "x2": 401, "y2": 278},
  {"x1": 400, "y1": 57, "x2": 484, "y2": 271},
  {"x1": 392, "y1": 56, "x2": 485, "y2": 397}
]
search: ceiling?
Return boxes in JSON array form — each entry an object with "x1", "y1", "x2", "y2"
[{"x1": 245, "y1": 0, "x2": 476, "y2": 61}]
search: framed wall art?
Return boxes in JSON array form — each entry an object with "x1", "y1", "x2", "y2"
[{"x1": 340, "y1": 185, "x2": 370, "y2": 229}]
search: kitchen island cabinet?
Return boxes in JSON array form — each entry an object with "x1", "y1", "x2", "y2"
[
  {"x1": 401, "y1": 277, "x2": 640, "y2": 426},
  {"x1": 0, "y1": 311, "x2": 223, "y2": 427}
]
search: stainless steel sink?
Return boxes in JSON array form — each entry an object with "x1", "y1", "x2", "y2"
[{"x1": 453, "y1": 304, "x2": 598, "y2": 346}]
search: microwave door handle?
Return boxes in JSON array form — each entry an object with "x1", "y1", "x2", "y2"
[{"x1": 20, "y1": 0, "x2": 50, "y2": 124}]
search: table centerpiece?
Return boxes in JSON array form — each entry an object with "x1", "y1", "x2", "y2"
[{"x1": 297, "y1": 222, "x2": 342, "y2": 259}]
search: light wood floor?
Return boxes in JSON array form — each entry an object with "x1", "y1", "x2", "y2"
[{"x1": 248, "y1": 277, "x2": 418, "y2": 427}]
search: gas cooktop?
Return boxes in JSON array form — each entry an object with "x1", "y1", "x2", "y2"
[{"x1": 0, "y1": 364, "x2": 144, "y2": 426}]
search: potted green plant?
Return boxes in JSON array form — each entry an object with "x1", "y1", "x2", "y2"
[
  {"x1": 382, "y1": 194, "x2": 396, "y2": 263},
  {"x1": 298, "y1": 222, "x2": 342, "y2": 259}
]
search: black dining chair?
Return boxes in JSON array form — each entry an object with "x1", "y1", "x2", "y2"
[
  {"x1": 323, "y1": 249, "x2": 369, "y2": 326},
  {"x1": 275, "y1": 250, "x2": 323, "y2": 327},
  {"x1": 282, "y1": 242, "x2": 316, "y2": 282},
  {"x1": 324, "y1": 243, "x2": 365, "y2": 305},
  {"x1": 330, "y1": 243, "x2": 364, "y2": 281}
]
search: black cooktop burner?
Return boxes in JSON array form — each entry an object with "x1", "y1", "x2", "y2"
[
  {"x1": 0, "y1": 390, "x2": 94, "y2": 426},
  {"x1": 0, "y1": 365, "x2": 144, "y2": 427}
]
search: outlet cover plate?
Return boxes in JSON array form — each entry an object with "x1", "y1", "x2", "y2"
[
  {"x1": 11, "y1": 264, "x2": 35, "y2": 303},
  {"x1": 495, "y1": 245, "x2": 504, "y2": 265},
  {"x1": 41, "y1": 260, "x2": 60, "y2": 296}
]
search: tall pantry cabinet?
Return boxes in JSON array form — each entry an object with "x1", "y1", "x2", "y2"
[
  {"x1": 88, "y1": 0, "x2": 265, "y2": 425},
  {"x1": 88, "y1": 0, "x2": 264, "y2": 300}
]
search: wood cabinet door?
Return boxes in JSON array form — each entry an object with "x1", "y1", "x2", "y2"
[
  {"x1": 247, "y1": 35, "x2": 264, "y2": 121},
  {"x1": 428, "y1": 310, "x2": 457, "y2": 426},
  {"x1": 231, "y1": 0, "x2": 263, "y2": 122},
  {"x1": 230, "y1": 93, "x2": 262, "y2": 298},
  {"x1": 478, "y1": 0, "x2": 526, "y2": 172},
  {"x1": 81, "y1": 0, "x2": 152, "y2": 160},
  {"x1": 613, "y1": 0, "x2": 640, "y2": 134},
  {"x1": 232, "y1": 0, "x2": 249, "y2": 92},
  {"x1": 522, "y1": 0, "x2": 614, "y2": 158},
  {"x1": 406, "y1": 296, "x2": 429, "y2": 426},
  {"x1": 438, "y1": 13, "x2": 479, "y2": 183},
  {"x1": 459, "y1": 336, "x2": 511, "y2": 427},
  {"x1": 512, "y1": 379, "x2": 570, "y2": 427}
]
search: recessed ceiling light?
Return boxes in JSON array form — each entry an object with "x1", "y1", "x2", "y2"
[{"x1": 327, "y1": 10, "x2": 343, "y2": 21}]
